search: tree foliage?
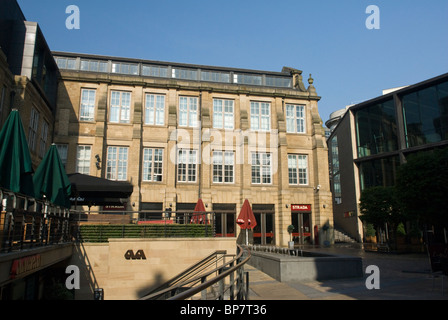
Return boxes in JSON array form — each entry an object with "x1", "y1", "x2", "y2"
[
  {"x1": 359, "y1": 186, "x2": 401, "y2": 231},
  {"x1": 395, "y1": 148, "x2": 448, "y2": 229}
]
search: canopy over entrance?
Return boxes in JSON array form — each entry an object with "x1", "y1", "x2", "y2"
[{"x1": 68, "y1": 173, "x2": 133, "y2": 206}]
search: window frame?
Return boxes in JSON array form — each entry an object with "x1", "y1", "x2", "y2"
[
  {"x1": 110, "y1": 91, "x2": 131, "y2": 124},
  {"x1": 38, "y1": 120, "x2": 49, "y2": 158},
  {"x1": 106, "y1": 146, "x2": 129, "y2": 181},
  {"x1": 287, "y1": 154, "x2": 308, "y2": 186},
  {"x1": 251, "y1": 152, "x2": 272, "y2": 185},
  {"x1": 213, "y1": 98, "x2": 234, "y2": 130},
  {"x1": 144, "y1": 94, "x2": 165, "y2": 126},
  {"x1": 177, "y1": 149, "x2": 197, "y2": 183},
  {"x1": 28, "y1": 107, "x2": 39, "y2": 152},
  {"x1": 56, "y1": 144, "x2": 68, "y2": 168},
  {"x1": 250, "y1": 101, "x2": 271, "y2": 132},
  {"x1": 80, "y1": 88, "x2": 96, "y2": 121},
  {"x1": 142, "y1": 148, "x2": 164, "y2": 182},
  {"x1": 212, "y1": 151, "x2": 235, "y2": 184},
  {"x1": 286, "y1": 104, "x2": 306, "y2": 134},
  {"x1": 178, "y1": 96, "x2": 199, "y2": 128},
  {"x1": 76, "y1": 145, "x2": 92, "y2": 175}
]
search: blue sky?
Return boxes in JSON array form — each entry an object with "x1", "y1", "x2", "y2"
[{"x1": 17, "y1": 0, "x2": 448, "y2": 125}]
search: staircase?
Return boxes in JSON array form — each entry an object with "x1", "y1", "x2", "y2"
[{"x1": 334, "y1": 229, "x2": 358, "y2": 243}]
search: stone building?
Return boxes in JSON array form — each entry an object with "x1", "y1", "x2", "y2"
[
  {"x1": 52, "y1": 52, "x2": 333, "y2": 246},
  {"x1": 0, "y1": 0, "x2": 59, "y2": 169}
]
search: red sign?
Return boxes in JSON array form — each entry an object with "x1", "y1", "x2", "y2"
[
  {"x1": 291, "y1": 204, "x2": 311, "y2": 212},
  {"x1": 10, "y1": 254, "x2": 41, "y2": 279},
  {"x1": 103, "y1": 205, "x2": 126, "y2": 211}
]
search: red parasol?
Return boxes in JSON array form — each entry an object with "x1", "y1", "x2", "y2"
[
  {"x1": 191, "y1": 198, "x2": 207, "y2": 224},
  {"x1": 237, "y1": 199, "x2": 257, "y2": 244}
]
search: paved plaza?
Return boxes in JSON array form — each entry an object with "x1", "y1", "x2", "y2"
[{"x1": 247, "y1": 244, "x2": 447, "y2": 300}]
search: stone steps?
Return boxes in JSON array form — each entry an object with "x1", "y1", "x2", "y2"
[{"x1": 334, "y1": 229, "x2": 358, "y2": 243}]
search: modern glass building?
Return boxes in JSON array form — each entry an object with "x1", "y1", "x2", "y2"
[{"x1": 327, "y1": 73, "x2": 448, "y2": 241}]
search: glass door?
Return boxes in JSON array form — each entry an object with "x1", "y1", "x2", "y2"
[
  {"x1": 291, "y1": 212, "x2": 312, "y2": 244},
  {"x1": 253, "y1": 212, "x2": 275, "y2": 245}
]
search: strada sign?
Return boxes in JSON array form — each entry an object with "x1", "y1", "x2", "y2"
[{"x1": 291, "y1": 204, "x2": 311, "y2": 212}]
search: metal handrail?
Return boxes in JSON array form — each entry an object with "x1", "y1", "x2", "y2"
[
  {"x1": 140, "y1": 250, "x2": 227, "y2": 298},
  {"x1": 169, "y1": 245, "x2": 251, "y2": 300},
  {"x1": 139, "y1": 245, "x2": 251, "y2": 300}
]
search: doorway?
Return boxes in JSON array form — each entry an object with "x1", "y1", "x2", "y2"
[
  {"x1": 252, "y1": 204, "x2": 275, "y2": 245},
  {"x1": 291, "y1": 205, "x2": 312, "y2": 244}
]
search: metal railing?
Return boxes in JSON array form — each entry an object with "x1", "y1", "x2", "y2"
[
  {"x1": 1, "y1": 188, "x2": 72, "y2": 253},
  {"x1": 139, "y1": 245, "x2": 251, "y2": 300}
]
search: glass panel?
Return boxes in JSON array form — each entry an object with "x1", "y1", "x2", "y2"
[
  {"x1": 355, "y1": 99, "x2": 398, "y2": 157},
  {"x1": 402, "y1": 81, "x2": 448, "y2": 147},
  {"x1": 359, "y1": 156, "x2": 399, "y2": 190}
]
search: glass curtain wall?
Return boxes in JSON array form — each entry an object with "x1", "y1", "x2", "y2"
[
  {"x1": 402, "y1": 81, "x2": 448, "y2": 148},
  {"x1": 355, "y1": 99, "x2": 398, "y2": 158}
]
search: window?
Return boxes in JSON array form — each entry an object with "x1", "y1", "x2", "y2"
[
  {"x1": 266, "y1": 76, "x2": 292, "y2": 88},
  {"x1": 110, "y1": 91, "x2": 131, "y2": 123},
  {"x1": 55, "y1": 57, "x2": 76, "y2": 70},
  {"x1": 172, "y1": 68, "x2": 197, "y2": 80},
  {"x1": 177, "y1": 149, "x2": 197, "y2": 182},
  {"x1": 359, "y1": 156, "x2": 399, "y2": 190},
  {"x1": 179, "y1": 96, "x2": 198, "y2": 127},
  {"x1": 213, "y1": 151, "x2": 234, "y2": 183},
  {"x1": 80, "y1": 89, "x2": 96, "y2": 121},
  {"x1": 251, "y1": 153, "x2": 272, "y2": 184},
  {"x1": 142, "y1": 65, "x2": 168, "y2": 78},
  {"x1": 76, "y1": 145, "x2": 91, "y2": 174},
  {"x1": 250, "y1": 102, "x2": 270, "y2": 131},
  {"x1": 112, "y1": 62, "x2": 139, "y2": 75},
  {"x1": 330, "y1": 136, "x2": 341, "y2": 203},
  {"x1": 39, "y1": 121, "x2": 49, "y2": 158},
  {"x1": 56, "y1": 144, "x2": 68, "y2": 168},
  {"x1": 213, "y1": 99, "x2": 234, "y2": 129},
  {"x1": 234, "y1": 74, "x2": 262, "y2": 85},
  {"x1": 28, "y1": 108, "x2": 39, "y2": 152},
  {"x1": 355, "y1": 99, "x2": 398, "y2": 157},
  {"x1": 143, "y1": 148, "x2": 163, "y2": 182},
  {"x1": 286, "y1": 104, "x2": 306, "y2": 133},
  {"x1": 402, "y1": 81, "x2": 448, "y2": 147},
  {"x1": 80, "y1": 59, "x2": 108, "y2": 72},
  {"x1": 288, "y1": 154, "x2": 308, "y2": 185},
  {"x1": 201, "y1": 71, "x2": 230, "y2": 83},
  {"x1": 106, "y1": 146, "x2": 128, "y2": 181},
  {"x1": 145, "y1": 94, "x2": 165, "y2": 125}
]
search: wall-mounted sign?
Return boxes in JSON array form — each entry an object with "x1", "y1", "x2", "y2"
[
  {"x1": 124, "y1": 250, "x2": 146, "y2": 260},
  {"x1": 344, "y1": 211, "x2": 355, "y2": 218},
  {"x1": 104, "y1": 205, "x2": 126, "y2": 211},
  {"x1": 10, "y1": 254, "x2": 42, "y2": 279},
  {"x1": 291, "y1": 204, "x2": 311, "y2": 212}
]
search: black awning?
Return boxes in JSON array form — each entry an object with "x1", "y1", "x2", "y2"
[{"x1": 68, "y1": 173, "x2": 133, "y2": 206}]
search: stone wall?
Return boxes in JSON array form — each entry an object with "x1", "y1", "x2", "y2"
[{"x1": 70, "y1": 238, "x2": 237, "y2": 300}]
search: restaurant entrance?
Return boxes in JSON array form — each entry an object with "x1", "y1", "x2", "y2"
[{"x1": 291, "y1": 204, "x2": 312, "y2": 244}]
